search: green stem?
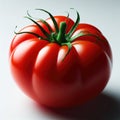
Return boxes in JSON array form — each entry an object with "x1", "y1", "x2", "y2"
[{"x1": 56, "y1": 22, "x2": 67, "y2": 44}]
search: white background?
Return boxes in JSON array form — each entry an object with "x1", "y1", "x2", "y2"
[{"x1": 0, "y1": 0, "x2": 120, "y2": 119}]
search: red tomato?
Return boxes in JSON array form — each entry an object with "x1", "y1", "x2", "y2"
[{"x1": 9, "y1": 9, "x2": 112, "y2": 108}]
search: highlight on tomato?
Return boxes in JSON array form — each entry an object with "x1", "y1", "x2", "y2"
[{"x1": 9, "y1": 9, "x2": 112, "y2": 108}]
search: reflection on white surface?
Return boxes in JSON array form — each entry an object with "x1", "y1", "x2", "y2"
[{"x1": 0, "y1": 0, "x2": 120, "y2": 119}]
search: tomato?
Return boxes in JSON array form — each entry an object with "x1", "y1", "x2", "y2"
[{"x1": 9, "y1": 9, "x2": 112, "y2": 108}]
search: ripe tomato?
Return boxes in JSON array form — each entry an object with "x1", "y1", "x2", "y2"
[{"x1": 9, "y1": 9, "x2": 112, "y2": 108}]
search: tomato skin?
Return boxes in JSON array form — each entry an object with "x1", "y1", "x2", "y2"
[
  {"x1": 75, "y1": 23, "x2": 112, "y2": 61},
  {"x1": 9, "y1": 11, "x2": 112, "y2": 108}
]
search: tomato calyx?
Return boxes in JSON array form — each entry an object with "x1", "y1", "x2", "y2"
[
  {"x1": 15, "y1": 9, "x2": 103, "y2": 57},
  {"x1": 15, "y1": 9, "x2": 81, "y2": 47}
]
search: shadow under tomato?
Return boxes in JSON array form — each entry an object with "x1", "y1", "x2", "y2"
[{"x1": 35, "y1": 92, "x2": 120, "y2": 120}]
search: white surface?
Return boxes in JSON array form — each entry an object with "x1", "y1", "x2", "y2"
[{"x1": 0, "y1": 0, "x2": 120, "y2": 119}]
